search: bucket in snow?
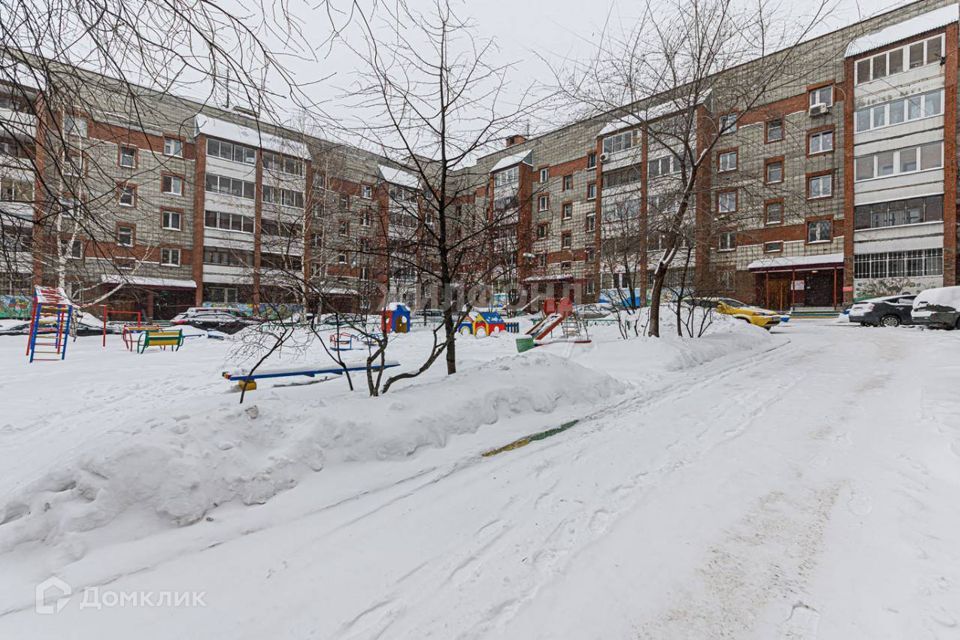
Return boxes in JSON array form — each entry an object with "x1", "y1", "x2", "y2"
[{"x1": 515, "y1": 336, "x2": 535, "y2": 353}]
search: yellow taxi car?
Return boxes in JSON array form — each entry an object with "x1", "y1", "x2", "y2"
[{"x1": 689, "y1": 297, "x2": 783, "y2": 330}]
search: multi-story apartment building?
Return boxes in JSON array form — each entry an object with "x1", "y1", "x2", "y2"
[{"x1": 2, "y1": 0, "x2": 959, "y2": 319}]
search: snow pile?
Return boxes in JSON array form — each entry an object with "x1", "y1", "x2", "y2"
[{"x1": 0, "y1": 351, "x2": 625, "y2": 553}]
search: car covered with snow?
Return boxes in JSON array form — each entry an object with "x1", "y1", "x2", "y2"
[
  {"x1": 171, "y1": 307, "x2": 258, "y2": 331},
  {"x1": 688, "y1": 297, "x2": 782, "y2": 330},
  {"x1": 848, "y1": 294, "x2": 916, "y2": 327},
  {"x1": 911, "y1": 286, "x2": 960, "y2": 329}
]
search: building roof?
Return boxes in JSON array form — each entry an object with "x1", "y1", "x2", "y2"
[
  {"x1": 100, "y1": 275, "x2": 198, "y2": 289},
  {"x1": 378, "y1": 164, "x2": 420, "y2": 189},
  {"x1": 195, "y1": 114, "x2": 311, "y2": 159},
  {"x1": 845, "y1": 4, "x2": 959, "y2": 57},
  {"x1": 747, "y1": 252, "x2": 844, "y2": 271},
  {"x1": 490, "y1": 149, "x2": 533, "y2": 173}
]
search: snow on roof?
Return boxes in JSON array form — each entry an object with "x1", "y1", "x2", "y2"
[
  {"x1": 379, "y1": 164, "x2": 420, "y2": 189},
  {"x1": 195, "y1": 114, "x2": 310, "y2": 159},
  {"x1": 490, "y1": 149, "x2": 533, "y2": 173},
  {"x1": 101, "y1": 275, "x2": 197, "y2": 288},
  {"x1": 597, "y1": 90, "x2": 713, "y2": 137},
  {"x1": 747, "y1": 252, "x2": 844, "y2": 271},
  {"x1": 385, "y1": 301, "x2": 410, "y2": 311},
  {"x1": 34, "y1": 286, "x2": 72, "y2": 305},
  {"x1": 523, "y1": 274, "x2": 575, "y2": 282},
  {"x1": 1, "y1": 58, "x2": 45, "y2": 91},
  {"x1": 845, "y1": 4, "x2": 958, "y2": 57}
]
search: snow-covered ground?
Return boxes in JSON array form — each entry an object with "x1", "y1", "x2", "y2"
[{"x1": 2, "y1": 318, "x2": 959, "y2": 638}]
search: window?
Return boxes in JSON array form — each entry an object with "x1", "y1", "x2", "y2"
[
  {"x1": 560, "y1": 261, "x2": 572, "y2": 272},
  {"x1": 586, "y1": 152, "x2": 597, "y2": 169},
  {"x1": 161, "y1": 209, "x2": 182, "y2": 230},
  {"x1": 537, "y1": 223, "x2": 548, "y2": 239},
  {"x1": 65, "y1": 239, "x2": 83, "y2": 259},
  {"x1": 562, "y1": 202, "x2": 573, "y2": 219},
  {"x1": 765, "y1": 160, "x2": 783, "y2": 184},
  {"x1": 338, "y1": 220, "x2": 349, "y2": 236},
  {"x1": 203, "y1": 248, "x2": 251, "y2": 267},
  {"x1": 161, "y1": 174, "x2": 183, "y2": 196},
  {"x1": 539, "y1": 167, "x2": 549, "y2": 182},
  {"x1": 765, "y1": 201, "x2": 784, "y2": 225},
  {"x1": 117, "y1": 225, "x2": 134, "y2": 246},
  {"x1": 361, "y1": 185, "x2": 373, "y2": 199},
  {"x1": 766, "y1": 119, "x2": 783, "y2": 142},
  {"x1": 63, "y1": 149, "x2": 83, "y2": 176},
  {"x1": 205, "y1": 173, "x2": 255, "y2": 199},
  {"x1": 207, "y1": 287, "x2": 239, "y2": 304},
  {"x1": 263, "y1": 186, "x2": 305, "y2": 208},
  {"x1": 718, "y1": 151, "x2": 737, "y2": 172},
  {"x1": 807, "y1": 219, "x2": 832, "y2": 243},
  {"x1": 337, "y1": 253, "x2": 347, "y2": 265},
  {"x1": 854, "y1": 90, "x2": 944, "y2": 132},
  {"x1": 538, "y1": 252, "x2": 547, "y2": 267},
  {"x1": 718, "y1": 231, "x2": 736, "y2": 252},
  {"x1": 857, "y1": 35, "x2": 944, "y2": 84},
  {"x1": 493, "y1": 165, "x2": 519, "y2": 188},
  {"x1": 586, "y1": 182, "x2": 596, "y2": 200},
  {"x1": 808, "y1": 129, "x2": 834, "y2": 154},
  {"x1": 602, "y1": 131, "x2": 633, "y2": 155},
  {"x1": 163, "y1": 138, "x2": 183, "y2": 157},
  {"x1": 602, "y1": 165, "x2": 642, "y2": 189},
  {"x1": 717, "y1": 190, "x2": 737, "y2": 214},
  {"x1": 206, "y1": 138, "x2": 256, "y2": 164},
  {"x1": 809, "y1": 86, "x2": 833, "y2": 108},
  {"x1": 648, "y1": 155, "x2": 679, "y2": 178},
  {"x1": 160, "y1": 248, "x2": 181, "y2": 266},
  {"x1": 561, "y1": 232, "x2": 572, "y2": 249},
  {"x1": 585, "y1": 246, "x2": 595, "y2": 263},
  {"x1": 854, "y1": 195, "x2": 943, "y2": 230},
  {"x1": 117, "y1": 184, "x2": 136, "y2": 207},
  {"x1": 0, "y1": 177, "x2": 33, "y2": 202},
  {"x1": 339, "y1": 193, "x2": 350, "y2": 209},
  {"x1": 262, "y1": 152, "x2": 304, "y2": 176},
  {"x1": 63, "y1": 115, "x2": 87, "y2": 137},
  {"x1": 719, "y1": 113, "x2": 737, "y2": 134},
  {"x1": 585, "y1": 213, "x2": 595, "y2": 232},
  {"x1": 808, "y1": 174, "x2": 832, "y2": 199},
  {"x1": 855, "y1": 249, "x2": 943, "y2": 278},
  {"x1": 764, "y1": 241, "x2": 783, "y2": 253},
  {"x1": 563, "y1": 175, "x2": 573, "y2": 190},
  {"x1": 854, "y1": 142, "x2": 943, "y2": 181},
  {"x1": 361, "y1": 209, "x2": 372, "y2": 227},
  {"x1": 204, "y1": 210, "x2": 254, "y2": 233},
  {"x1": 538, "y1": 195, "x2": 549, "y2": 212},
  {"x1": 119, "y1": 146, "x2": 137, "y2": 168}
]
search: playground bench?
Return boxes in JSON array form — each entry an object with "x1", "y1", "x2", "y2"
[
  {"x1": 137, "y1": 328, "x2": 185, "y2": 353},
  {"x1": 122, "y1": 324, "x2": 162, "y2": 351}
]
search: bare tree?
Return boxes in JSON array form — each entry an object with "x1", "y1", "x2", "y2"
[{"x1": 555, "y1": 0, "x2": 834, "y2": 337}]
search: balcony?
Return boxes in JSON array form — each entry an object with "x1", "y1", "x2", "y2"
[{"x1": 0, "y1": 107, "x2": 37, "y2": 139}]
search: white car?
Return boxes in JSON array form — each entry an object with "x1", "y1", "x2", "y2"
[
  {"x1": 911, "y1": 286, "x2": 960, "y2": 330},
  {"x1": 170, "y1": 307, "x2": 256, "y2": 327}
]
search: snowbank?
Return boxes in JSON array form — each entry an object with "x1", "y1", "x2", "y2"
[{"x1": 0, "y1": 352, "x2": 625, "y2": 553}]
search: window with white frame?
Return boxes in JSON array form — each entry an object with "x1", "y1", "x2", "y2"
[
  {"x1": 207, "y1": 287, "x2": 238, "y2": 304},
  {"x1": 205, "y1": 173, "x2": 255, "y2": 199},
  {"x1": 538, "y1": 195, "x2": 549, "y2": 211},
  {"x1": 766, "y1": 119, "x2": 783, "y2": 142},
  {"x1": 717, "y1": 190, "x2": 737, "y2": 213},
  {"x1": 807, "y1": 219, "x2": 832, "y2": 243},
  {"x1": 808, "y1": 130, "x2": 834, "y2": 154},
  {"x1": 602, "y1": 131, "x2": 633, "y2": 155},
  {"x1": 262, "y1": 152, "x2": 304, "y2": 176},
  {"x1": 764, "y1": 241, "x2": 783, "y2": 253},
  {"x1": 539, "y1": 167, "x2": 549, "y2": 182},
  {"x1": 562, "y1": 202, "x2": 572, "y2": 219},
  {"x1": 163, "y1": 138, "x2": 183, "y2": 157},
  {"x1": 263, "y1": 185, "x2": 305, "y2": 208},
  {"x1": 855, "y1": 35, "x2": 944, "y2": 84},
  {"x1": 854, "y1": 248, "x2": 943, "y2": 278},
  {"x1": 118, "y1": 184, "x2": 136, "y2": 207},
  {"x1": 809, "y1": 86, "x2": 833, "y2": 108},
  {"x1": 63, "y1": 115, "x2": 87, "y2": 137},
  {"x1": 161, "y1": 175, "x2": 183, "y2": 195},
  {"x1": 765, "y1": 160, "x2": 783, "y2": 184},
  {"x1": 854, "y1": 195, "x2": 943, "y2": 230},
  {"x1": 161, "y1": 209, "x2": 181, "y2": 230},
  {"x1": 117, "y1": 225, "x2": 134, "y2": 246},
  {"x1": 765, "y1": 201, "x2": 784, "y2": 225},
  {"x1": 206, "y1": 138, "x2": 256, "y2": 164},
  {"x1": 160, "y1": 247, "x2": 181, "y2": 266},
  {"x1": 855, "y1": 90, "x2": 943, "y2": 132},
  {"x1": 718, "y1": 151, "x2": 737, "y2": 172},
  {"x1": 585, "y1": 246, "x2": 595, "y2": 262},
  {"x1": 718, "y1": 113, "x2": 737, "y2": 134},
  {"x1": 808, "y1": 174, "x2": 832, "y2": 198},
  {"x1": 63, "y1": 149, "x2": 83, "y2": 176},
  {"x1": 718, "y1": 231, "x2": 736, "y2": 251},
  {"x1": 648, "y1": 155, "x2": 680, "y2": 178},
  {"x1": 119, "y1": 146, "x2": 136, "y2": 168},
  {"x1": 854, "y1": 142, "x2": 942, "y2": 182},
  {"x1": 586, "y1": 182, "x2": 596, "y2": 200},
  {"x1": 586, "y1": 152, "x2": 597, "y2": 169},
  {"x1": 361, "y1": 185, "x2": 373, "y2": 199},
  {"x1": 204, "y1": 209, "x2": 254, "y2": 233},
  {"x1": 561, "y1": 232, "x2": 572, "y2": 249},
  {"x1": 493, "y1": 165, "x2": 519, "y2": 188},
  {"x1": 585, "y1": 212, "x2": 595, "y2": 232}
]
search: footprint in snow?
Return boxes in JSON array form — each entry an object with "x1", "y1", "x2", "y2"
[{"x1": 847, "y1": 491, "x2": 873, "y2": 516}]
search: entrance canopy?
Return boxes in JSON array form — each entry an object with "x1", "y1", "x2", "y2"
[{"x1": 747, "y1": 252, "x2": 843, "y2": 273}]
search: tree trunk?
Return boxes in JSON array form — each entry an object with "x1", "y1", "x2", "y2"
[
  {"x1": 648, "y1": 265, "x2": 666, "y2": 338},
  {"x1": 444, "y1": 308, "x2": 457, "y2": 374}
]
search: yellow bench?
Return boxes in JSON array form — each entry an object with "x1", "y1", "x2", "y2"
[{"x1": 137, "y1": 328, "x2": 184, "y2": 353}]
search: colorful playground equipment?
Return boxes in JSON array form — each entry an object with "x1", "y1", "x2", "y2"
[
  {"x1": 519, "y1": 298, "x2": 590, "y2": 351},
  {"x1": 222, "y1": 359, "x2": 400, "y2": 391},
  {"x1": 457, "y1": 310, "x2": 507, "y2": 337},
  {"x1": 329, "y1": 332, "x2": 355, "y2": 351},
  {"x1": 100, "y1": 306, "x2": 148, "y2": 348},
  {"x1": 381, "y1": 303, "x2": 411, "y2": 333},
  {"x1": 137, "y1": 328, "x2": 185, "y2": 353},
  {"x1": 26, "y1": 286, "x2": 75, "y2": 363}
]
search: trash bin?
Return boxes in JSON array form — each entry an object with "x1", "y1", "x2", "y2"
[{"x1": 515, "y1": 336, "x2": 535, "y2": 353}]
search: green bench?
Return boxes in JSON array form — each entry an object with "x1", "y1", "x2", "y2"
[{"x1": 137, "y1": 328, "x2": 185, "y2": 353}]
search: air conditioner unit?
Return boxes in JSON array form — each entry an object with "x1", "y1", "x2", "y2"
[
  {"x1": 599, "y1": 152, "x2": 609, "y2": 163},
  {"x1": 809, "y1": 103, "x2": 830, "y2": 116}
]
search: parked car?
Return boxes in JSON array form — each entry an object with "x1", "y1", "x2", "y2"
[
  {"x1": 170, "y1": 307, "x2": 258, "y2": 330},
  {"x1": 574, "y1": 303, "x2": 614, "y2": 319},
  {"x1": 688, "y1": 297, "x2": 782, "y2": 330},
  {"x1": 848, "y1": 295, "x2": 916, "y2": 327},
  {"x1": 911, "y1": 286, "x2": 960, "y2": 329}
]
